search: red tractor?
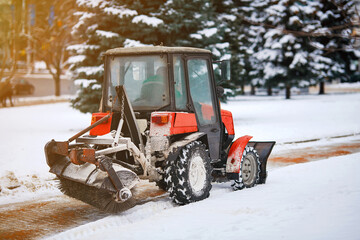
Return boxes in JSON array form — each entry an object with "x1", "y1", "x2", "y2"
[{"x1": 45, "y1": 46, "x2": 275, "y2": 212}]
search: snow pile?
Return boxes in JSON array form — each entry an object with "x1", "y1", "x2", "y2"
[
  {"x1": 48, "y1": 153, "x2": 360, "y2": 240},
  {"x1": 329, "y1": 82, "x2": 360, "y2": 89},
  {"x1": 0, "y1": 103, "x2": 90, "y2": 204}
]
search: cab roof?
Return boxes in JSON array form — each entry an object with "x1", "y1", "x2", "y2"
[{"x1": 104, "y1": 46, "x2": 211, "y2": 56}]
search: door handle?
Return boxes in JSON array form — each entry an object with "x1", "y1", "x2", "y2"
[{"x1": 211, "y1": 128, "x2": 219, "y2": 133}]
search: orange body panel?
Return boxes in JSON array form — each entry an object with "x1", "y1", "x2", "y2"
[
  {"x1": 221, "y1": 109, "x2": 235, "y2": 135},
  {"x1": 89, "y1": 112, "x2": 113, "y2": 136},
  {"x1": 171, "y1": 112, "x2": 198, "y2": 135},
  {"x1": 150, "y1": 112, "x2": 198, "y2": 136}
]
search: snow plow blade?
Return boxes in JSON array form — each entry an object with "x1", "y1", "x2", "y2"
[
  {"x1": 247, "y1": 141, "x2": 276, "y2": 184},
  {"x1": 44, "y1": 140, "x2": 140, "y2": 213}
]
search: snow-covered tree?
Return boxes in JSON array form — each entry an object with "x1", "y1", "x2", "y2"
[
  {"x1": 239, "y1": 0, "x2": 357, "y2": 98},
  {"x1": 247, "y1": 0, "x2": 318, "y2": 98},
  {"x1": 159, "y1": 0, "x2": 229, "y2": 61},
  {"x1": 69, "y1": 0, "x2": 232, "y2": 112},
  {"x1": 308, "y1": 0, "x2": 357, "y2": 94},
  {"x1": 224, "y1": 0, "x2": 270, "y2": 95},
  {"x1": 69, "y1": 0, "x2": 165, "y2": 113}
]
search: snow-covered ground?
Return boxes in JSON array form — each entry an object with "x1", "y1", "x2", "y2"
[
  {"x1": 49, "y1": 153, "x2": 360, "y2": 240},
  {"x1": 0, "y1": 92, "x2": 359, "y2": 239},
  {"x1": 226, "y1": 93, "x2": 360, "y2": 143}
]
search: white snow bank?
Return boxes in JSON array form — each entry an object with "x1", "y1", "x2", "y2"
[
  {"x1": 225, "y1": 93, "x2": 360, "y2": 143},
  {"x1": 48, "y1": 152, "x2": 360, "y2": 240},
  {"x1": 0, "y1": 103, "x2": 90, "y2": 203},
  {"x1": 329, "y1": 82, "x2": 360, "y2": 89}
]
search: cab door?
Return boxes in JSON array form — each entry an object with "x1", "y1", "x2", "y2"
[{"x1": 186, "y1": 57, "x2": 221, "y2": 161}]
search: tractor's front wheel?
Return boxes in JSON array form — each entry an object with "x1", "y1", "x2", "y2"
[
  {"x1": 165, "y1": 141, "x2": 212, "y2": 205},
  {"x1": 231, "y1": 146, "x2": 260, "y2": 190}
]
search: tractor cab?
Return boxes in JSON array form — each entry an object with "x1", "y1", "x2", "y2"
[{"x1": 102, "y1": 47, "x2": 225, "y2": 161}]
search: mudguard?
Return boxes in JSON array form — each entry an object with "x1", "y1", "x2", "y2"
[
  {"x1": 164, "y1": 132, "x2": 207, "y2": 162},
  {"x1": 226, "y1": 135, "x2": 253, "y2": 173},
  {"x1": 226, "y1": 136, "x2": 275, "y2": 184}
]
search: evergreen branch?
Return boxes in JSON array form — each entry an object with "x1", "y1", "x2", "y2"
[
  {"x1": 329, "y1": 0, "x2": 352, "y2": 20},
  {"x1": 242, "y1": 17, "x2": 359, "y2": 40},
  {"x1": 308, "y1": 38, "x2": 355, "y2": 53}
]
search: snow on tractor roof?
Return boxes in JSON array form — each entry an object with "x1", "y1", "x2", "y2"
[{"x1": 105, "y1": 46, "x2": 211, "y2": 55}]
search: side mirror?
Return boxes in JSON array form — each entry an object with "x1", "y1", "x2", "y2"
[
  {"x1": 221, "y1": 60, "x2": 231, "y2": 82},
  {"x1": 216, "y1": 86, "x2": 224, "y2": 98}
]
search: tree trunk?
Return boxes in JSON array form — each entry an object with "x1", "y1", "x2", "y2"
[
  {"x1": 55, "y1": 75, "x2": 61, "y2": 96},
  {"x1": 240, "y1": 83, "x2": 245, "y2": 95},
  {"x1": 250, "y1": 84, "x2": 255, "y2": 95},
  {"x1": 285, "y1": 85, "x2": 291, "y2": 99},
  {"x1": 267, "y1": 86, "x2": 272, "y2": 96},
  {"x1": 319, "y1": 81, "x2": 325, "y2": 95}
]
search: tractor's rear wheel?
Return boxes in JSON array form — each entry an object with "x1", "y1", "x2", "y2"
[
  {"x1": 231, "y1": 146, "x2": 260, "y2": 190},
  {"x1": 165, "y1": 141, "x2": 212, "y2": 205}
]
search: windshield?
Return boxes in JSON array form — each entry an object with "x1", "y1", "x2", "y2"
[{"x1": 106, "y1": 55, "x2": 169, "y2": 110}]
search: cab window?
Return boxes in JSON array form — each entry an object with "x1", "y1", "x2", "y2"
[
  {"x1": 173, "y1": 55, "x2": 187, "y2": 110},
  {"x1": 187, "y1": 58, "x2": 216, "y2": 125}
]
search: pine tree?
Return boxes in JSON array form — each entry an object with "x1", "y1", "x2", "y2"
[
  {"x1": 69, "y1": 0, "x2": 232, "y2": 112},
  {"x1": 310, "y1": 0, "x2": 357, "y2": 94},
  {"x1": 160, "y1": 0, "x2": 226, "y2": 56},
  {"x1": 237, "y1": 0, "x2": 357, "y2": 99},
  {"x1": 69, "y1": 0, "x2": 165, "y2": 113},
  {"x1": 224, "y1": 0, "x2": 270, "y2": 95}
]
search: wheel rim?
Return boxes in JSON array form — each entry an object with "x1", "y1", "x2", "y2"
[
  {"x1": 189, "y1": 155, "x2": 207, "y2": 193},
  {"x1": 241, "y1": 154, "x2": 256, "y2": 186}
]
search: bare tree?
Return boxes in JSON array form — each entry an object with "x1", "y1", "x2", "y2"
[
  {"x1": 30, "y1": 0, "x2": 76, "y2": 96},
  {"x1": 0, "y1": 1, "x2": 20, "y2": 83}
]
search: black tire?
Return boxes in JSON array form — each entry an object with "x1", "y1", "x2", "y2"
[
  {"x1": 165, "y1": 141, "x2": 212, "y2": 205},
  {"x1": 155, "y1": 178, "x2": 167, "y2": 191},
  {"x1": 231, "y1": 146, "x2": 260, "y2": 190}
]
